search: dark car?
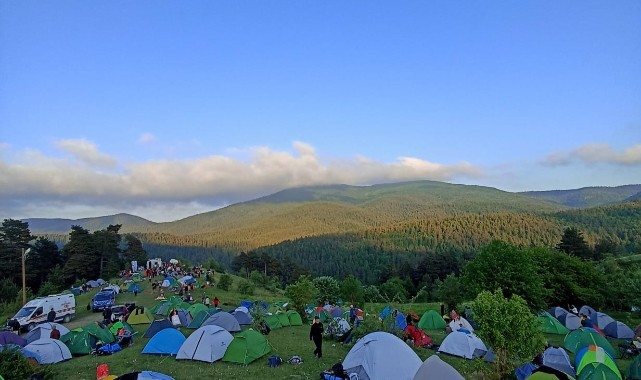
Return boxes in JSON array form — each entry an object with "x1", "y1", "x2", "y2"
[{"x1": 110, "y1": 304, "x2": 129, "y2": 321}]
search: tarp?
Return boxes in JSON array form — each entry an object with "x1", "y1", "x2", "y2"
[
  {"x1": 201, "y1": 312, "x2": 241, "y2": 332},
  {"x1": 0, "y1": 331, "x2": 26, "y2": 346},
  {"x1": 222, "y1": 329, "x2": 271, "y2": 365},
  {"x1": 287, "y1": 310, "x2": 303, "y2": 326},
  {"x1": 23, "y1": 338, "x2": 72, "y2": 364},
  {"x1": 413, "y1": 355, "x2": 464, "y2": 380},
  {"x1": 418, "y1": 310, "x2": 447, "y2": 330},
  {"x1": 176, "y1": 325, "x2": 233, "y2": 362},
  {"x1": 343, "y1": 332, "x2": 421, "y2": 380},
  {"x1": 24, "y1": 323, "x2": 70, "y2": 344},
  {"x1": 143, "y1": 319, "x2": 175, "y2": 338},
  {"x1": 537, "y1": 312, "x2": 570, "y2": 335},
  {"x1": 438, "y1": 330, "x2": 488, "y2": 359},
  {"x1": 142, "y1": 328, "x2": 185, "y2": 355},
  {"x1": 603, "y1": 321, "x2": 634, "y2": 339},
  {"x1": 563, "y1": 328, "x2": 617, "y2": 358}
]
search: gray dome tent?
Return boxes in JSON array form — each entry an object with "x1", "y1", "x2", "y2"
[
  {"x1": 176, "y1": 325, "x2": 233, "y2": 363},
  {"x1": 201, "y1": 311, "x2": 241, "y2": 332},
  {"x1": 413, "y1": 355, "x2": 464, "y2": 380}
]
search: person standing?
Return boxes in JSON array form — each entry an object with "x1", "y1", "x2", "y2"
[
  {"x1": 47, "y1": 307, "x2": 56, "y2": 323},
  {"x1": 213, "y1": 297, "x2": 219, "y2": 308},
  {"x1": 310, "y1": 316, "x2": 324, "y2": 358},
  {"x1": 49, "y1": 325, "x2": 61, "y2": 340}
]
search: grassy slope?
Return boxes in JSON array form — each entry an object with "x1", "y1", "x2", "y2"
[{"x1": 25, "y1": 274, "x2": 637, "y2": 380}]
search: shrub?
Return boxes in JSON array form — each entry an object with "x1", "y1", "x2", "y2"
[
  {"x1": 0, "y1": 347, "x2": 56, "y2": 380},
  {"x1": 218, "y1": 274, "x2": 233, "y2": 291},
  {"x1": 236, "y1": 279, "x2": 255, "y2": 295}
]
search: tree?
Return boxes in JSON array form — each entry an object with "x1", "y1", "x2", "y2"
[
  {"x1": 340, "y1": 275, "x2": 365, "y2": 306},
  {"x1": 25, "y1": 237, "x2": 62, "y2": 292},
  {"x1": 434, "y1": 273, "x2": 463, "y2": 311},
  {"x1": 61, "y1": 226, "x2": 97, "y2": 284},
  {"x1": 472, "y1": 290, "x2": 545, "y2": 378},
  {"x1": 236, "y1": 279, "x2": 255, "y2": 295},
  {"x1": 312, "y1": 276, "x2": 340, "y2": 305},
  {"x1": 462, "y1": 240, "x2": 546, "y2": 310},
  {"x1": 378, "y1": 277, "x2": 409, "y2": 303},
  {"x1": 285, "y1": 275, "x2": 318, "y2": 322},
  {"x1": 218, "y1": 273, "x2": 233, "y2": 291},
  {"x1": 0, "y1": 219, "x2": 33, "y2": 285},
  {"x1": 93, "y1": 225, "x2": 122, "y2": 278},
  {"x1": 122, "y1": 234, "x2": 147, "y2": 268},
  {"x1": 557, "y1": 227, "x2": 593, "y2": 260}
]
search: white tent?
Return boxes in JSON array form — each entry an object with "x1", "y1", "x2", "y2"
[
  {"x1": 438, "y1": 331, "x2": 488, "y2": 359},
  {"x1": 413, "y1": 355, "x2": 464, "y2": 380},
  {"x1": 24, "y1": 322, "x2": 70, "y2": 344},
  {"x1": 449, "y1": 317, "x2": 474, "y2": 332},
  {"x1": 176, "y1": 325, "x2": 233, "y2": 362},
  {"x1": 23, "y1": 338, "x2": 72, "y2": 364},
  {"x1": 343, "y1": 332, "x2": 421, "y2": 380}
]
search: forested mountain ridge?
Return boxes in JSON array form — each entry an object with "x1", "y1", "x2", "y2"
[
  {"x1": 23, "y1": 213, "x2": 156, "y2": 234},
  {"x1": 520, "y1": 184, "x2": 641, "y2": 207}
]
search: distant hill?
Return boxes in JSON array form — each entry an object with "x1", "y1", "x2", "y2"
[
  {"x1": 24, "y1": 213, "x2": 156, "y2": 234},
  {"x1": 519, "y1": 184, "x2": 641, "y2": 208}
]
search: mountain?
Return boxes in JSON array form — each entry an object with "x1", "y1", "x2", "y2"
[
  {"x1": 519, "y1": 184, "x2": 641, "y2": 208},
  {"x1": 24, "y1": 213, "x2": 156, "y2": 234}
]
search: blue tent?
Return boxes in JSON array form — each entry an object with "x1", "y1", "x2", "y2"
[
  {"x1": 604, "y1": 321, "x2": 634, "y2": 339},
  {"x1": 542, "y1": 346, "x2": 575, "y2": 377},
  {"x1": 143, "y1": 319, "x2": 176, "y2": 338},
  {"x1": 231, "y1": 310, "x2": 252, "y2": 325},
  {"x1": 142, "y1": 328, "x2": 185, "y2": 356},
  {"x1": 240, "y1": 300, "x2": 253, "y2": 309},
  {"x1": 127, "y1": 283, "x2": 143, "y2": 293},
  {"x1": 118, "y1": 371, "x2": 175, "y2": 380},
  {"x1": 392, "y1": 313, "x2": 407, "y2": 331}
]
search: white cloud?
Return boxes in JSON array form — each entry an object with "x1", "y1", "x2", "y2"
[
  {"x1": 0, "y1": 140, "x2": 485, "y2": 220},
  {"x1": 138, "y1": 133, "x2": 157, "y2": 144},
  {"x1": 54, "y1": 139, "x2": 117, "y2": 168},
  {"x1": 543, "y1": 143, "x2": 641, "y2": 166}
]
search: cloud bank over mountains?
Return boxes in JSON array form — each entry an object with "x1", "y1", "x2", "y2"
[{"x1": 1, "y1": 138, "x2": 639, "y2": 222}]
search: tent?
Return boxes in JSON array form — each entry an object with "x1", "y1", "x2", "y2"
[
  {"x1": 563, "y1": 328, "x2": 617, "y2": 358},
  {"x1": 391, "y1": 312, "x2": 408, "y2": 331},
  {"x1": 343, "y1": 332, "x2": 421, "y2": 380},
  {"x1": 449, "y1": 317, "x2": 474, "y2": 332},
  {"x1": 329, "y1": 307, "x2": 345, "y2": 318},
  {"x1": 109, "y1": 321, "x2": 135, "y2": 335},
  {"x1": 528, "y1": 366, "x2": 578, "y2": 379},
  {"x1": 127, "y1": 308, "x2": 153, "y2": 325},
  {"x1": 287, "y1": 310, "x2": 303, "y2": 326},
  {"x1": 577, "y1": 363, "x2": 622, "y2": 380},
  {"x1": 115, "y1": 371, "x2": 175, "y2": 380},
  {"x1": 542, "y1": 346, "x2": 575, "y2": 377},
  {"x1": 579, "y1": 305, "x2": 597, "y2": 318},
  {"x1": 143, "y1": 318, "x2": 175, "y2": 338},
  {"x1": 603, "y1": 321, "x2": 634, "y2": 339},
  {"x1": 536, "y1": 312, "x2": 570, "y2": 335},
  {"x1": 558, "y1": 313, "x2": 581, "y2": 330},
  {"x1": 222, "y1": 329, "x2": 271, "y2": 365},
  {"x1": 263, "y1": 314, "x2": 283, "y2": 330},
  {"x1": 231, "y1": 310, "x2": 252, "y2": 325},
  {"x1": 187, "y1": 309, "x2": 218, "y2": 329},
  {"x1": 24, "y1": 323, "x2": 71, "y2": 344},
  {"x1": 86, "y1": 280, "x2": 100, "y2": 288},
  {"x1": 314, "y1": 309, "x2": 332, "y2": 323},
  {"x1": 61, "y1": 323, "x2": 116, "y2": 355},
  {"x1": 549, "y1": 307, "x2": 570, "y2": 318},
  {"x1": 187, "y1": 303, "x2": 208, "y2": 317},
  {"x1": 23, "y1": 338, "x2": 72, "y2": 364},
  {"x1": 176, "y1": 309, "x2": 192, "y2": 327},
  {"x1": 276, "y1": 312, "x2": 291, "y2": 327},
  {"x1": 438, "y1": 330, "x2": 488, "y2": 359},
  {"x1": 161, "y1": 277, "x2": 176, "y2": 288},
  {"x1": 627, "y1": 353, "x2": 641, "y2": 380},
  {"x1": 127, "y1": 283, "x2": 143, "y2": 293},
  {"x1": 142, "y1": 328, "x2": 185, "y2": 355},
  {"x1": 104, "y1": 284, "x2": 120, "y2": 294},
  {"x1": 575, "y1": 345, "x2": 619, "y2": 378},
  {"x1": 96, "y1": 278, "x2": 106, "y2": 286},
  {"x1": 413, "y1": 355, "x2": 464, "y2": 380},
  {"x1": 177, "y1": 275, "x2": 196, "y2": 285},
  {"x1": 378, "y1": 306, "x2": 394, "y2": 320},
  {"x1": 176, "y1": 325, "x2": 234, "y2": 362},
  {"x1": 0, "y1": 331, "x2": 26, "y2": 346},
  {"x1": 590, "y1": 312, "x2": 616, "y2": 330},
  {"x1": 202, "y1": 312, "x2": 241, "y2": 332},
  {"x1": 418, "y1": 310, "x2": 447, "y2": 330}
]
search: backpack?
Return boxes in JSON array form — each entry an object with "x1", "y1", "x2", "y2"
[
  {"x1": 287, "y1": 355, "x2": 304, "y2": 365},
  {"x1": 268, "y1": 355, "x2": 283, "y2": 367}
]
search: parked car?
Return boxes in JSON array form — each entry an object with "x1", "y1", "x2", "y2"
[{"x1": 92, "y1": 290, "x2": 116, "y2": 312}]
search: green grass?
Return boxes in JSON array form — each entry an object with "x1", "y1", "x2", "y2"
[{"x1": 7, "y1": 275, "x2": 641, "y2": 380}]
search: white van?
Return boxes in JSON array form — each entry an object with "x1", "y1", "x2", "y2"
[{"x1": 9, "y1": 293, "x2": 76, "y2": 331}]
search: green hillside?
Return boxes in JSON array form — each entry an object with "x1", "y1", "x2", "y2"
[
  {"x1": 520, "y1": 184, "x2": 641, "y2": 207},
  {"x1": 23, "y1": 213, "x2": 156, "y2": 234}
]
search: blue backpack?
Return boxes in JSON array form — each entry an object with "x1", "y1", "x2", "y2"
[{"x1": 268, "y1": 355, "x2": 283, "y2": 367}]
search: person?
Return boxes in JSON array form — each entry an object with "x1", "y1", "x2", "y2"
[
  {"x1": 170, "y1": 309, "x2": 181, "y2": 327},
  {"x1": 349, "y1": 305, "x2": 356, "y2": 325},
  {"x1": 405, "y1": 312, "x2": 413, "y2": 326},
  {"x1": 8, "y1": 319, "x2": 20, "y2": 334},
  {"x1": 464, "y1": 306, "x2": 472, "y2": 320},
  {"x1": 213, "y1": 297, "x2": 219, "y2": 308},
  {"x1": 49, "y1": 325, "x2": 61, "y2": 340},
  {"x1": 440, "y1": 303, "x2": 445, "y2": 317},
  {"x1": 134, "y1": 288, "x2": 138, "y2": 297},
  {"x1": 570, "y1": 305, "x2": 578, "y2": 314},
  {"x1": 451, "y1": 309, "x2": 459, "y2": 320},
  {"x1": 204, "y1": 296, "x2": 211, "y2": 307},
  {"x1": 310, "y1": 316, "x2": 324, "y2": 358},
  {"x1": 102, "y1": 307, "x2": 112, "y2": 325},
  {"x1": 47, "y1": 307, "x2": 56, "y2": 323}
]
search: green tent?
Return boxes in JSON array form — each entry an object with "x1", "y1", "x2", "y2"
[
  {"x1": 263, "y1": 314, "x2": 283, "y2": 330},
  {"x1": 578, "y1": 363, "x2": 622, "y2": 380},
  {"x1": 187, "y1": 303, "x2": 208, "y2": 317},
  {"x1": 315, "y1": 309, "x2": 332, "y2": 323},
  {"x1": 527, "y1": 372, "x2": 573, "y2": 380},
  {"x1": 563, "y1": 328, "x2": 618, "y2": 358},
  {"x1": 222, "y1": 329, "x2": 271, "y2": 365},
  {"x1": 576, "y1": 345, "x2": 620, "y2": 377},
  {"x1": 276, "y1": 313, "x2": 290, "y2": 327},
  {"x1": 127, "y1": 309, "x2": 153, "y2": 325},
  {"x1": 627, "y1": 353, "x2": 641, "y2": 380},
  {"x1": 132, "y1": 273, "x2": 144, "y2": 282},
  {"x1": 187, "y1": 309, "x2": 218, "y2": 329},
  {"x1": 109, "y1": 321, "x2": 134, "y2": 335},
  {"x1": 418, "y1": 310, "x2": 447, "y2": 330},
  {"x1": 536, "y1": 311, "x2": 570, "y2": 335},
  {"x1": 61, "y1": 324, "x2": 116, "y2": 355},
  {"x1": 287, "y1": 310, "x2": 303, "y2": 326}
]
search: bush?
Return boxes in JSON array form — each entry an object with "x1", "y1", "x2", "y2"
[
  {"x1": 218, "y1": 274, "x2": 233, "y2": 291},
  {"x1": 0, "y1": 347, "x2": 56, "y2": 380},
  {"x1": 236, "y1": 279, "x2": 255, "y2": 295},
  {"x1": 0, "y1": 278, "x2": 19, "y2": 303}
]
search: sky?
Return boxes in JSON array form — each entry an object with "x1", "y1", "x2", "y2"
[{"x1": 1, "y1": 1, "x2": 640, "y2": 222}]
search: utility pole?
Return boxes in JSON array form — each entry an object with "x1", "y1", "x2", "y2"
[{"x1": 21, "y1": 247, "x2": 26, "y2": 304}]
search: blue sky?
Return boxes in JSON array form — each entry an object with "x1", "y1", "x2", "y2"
[{"x1": 1, "y1": 1, "x2": 640, "y2": 222}]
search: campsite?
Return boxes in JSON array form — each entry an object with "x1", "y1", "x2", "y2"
[{"x1": 2, "y1": 266, "x2": 640, "y2": 380}]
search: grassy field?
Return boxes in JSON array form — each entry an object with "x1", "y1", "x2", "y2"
[{"x1": 7, "y1": 273, "x2": 641, "y2": 380}]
